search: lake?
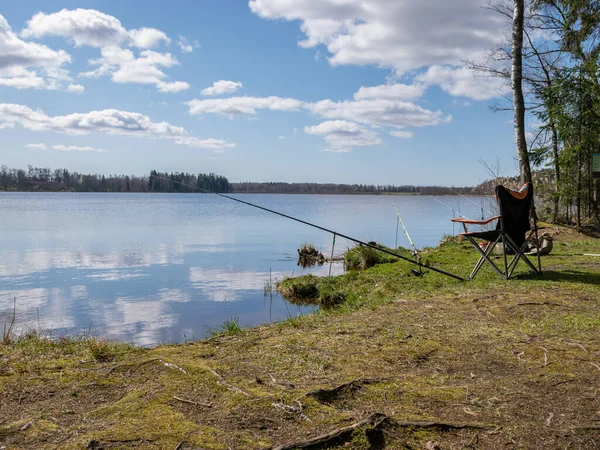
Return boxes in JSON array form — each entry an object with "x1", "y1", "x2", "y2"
[{"x1": 0, "y1": 192, "x2": 493, "y2": 345}]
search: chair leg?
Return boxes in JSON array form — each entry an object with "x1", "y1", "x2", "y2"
[
  {"x1": 533, "y1": 223, "x2": 542, "y2": 274},
  {"x1": 504, "y1": 233, "x2": 540, "y2": 277},
  {"x1": 502, "y1": 234, "x2": 509, "y2": 280},
  {"x1": 465, "y1": 235, "x2": 505, "y2": 279}
]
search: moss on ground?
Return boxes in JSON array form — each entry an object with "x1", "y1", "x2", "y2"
[{"x1": 1, "y1": 224, "x2": 600, "y2": 449}]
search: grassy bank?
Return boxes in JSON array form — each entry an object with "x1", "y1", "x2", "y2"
[{"x1": 1, "y1": 225, "x2": 600, "y2": 449}]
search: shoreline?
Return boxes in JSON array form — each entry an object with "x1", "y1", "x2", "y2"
[{"x1": 2, "y1": 224, "x2": 599, "y2": 448}]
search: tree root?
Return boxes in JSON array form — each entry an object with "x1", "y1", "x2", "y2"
[
  {"x1": 305, "y1": 377, "x2": 386, "y2": 403},
  {"x1": 272, "y1": 412, "x2": 496, "y2": 450},
  {"x1": 273, "y1": 412, "x2": 387, "y2": 450}
]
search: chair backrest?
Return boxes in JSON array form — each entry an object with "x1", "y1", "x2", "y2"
[{"x1": 494, "y1": 183, "x2": 534, "y2": 247}]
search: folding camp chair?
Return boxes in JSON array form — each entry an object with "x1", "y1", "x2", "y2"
[{"x1": 451, "y1": 183, "x2": 542, "y2": 280}]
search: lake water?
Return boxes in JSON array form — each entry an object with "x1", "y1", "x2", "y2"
[{"x1": 0, "y1": 193, "x2": 492, "y2": 345}]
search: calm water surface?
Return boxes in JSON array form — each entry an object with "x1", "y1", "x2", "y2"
[{"x1": 0, "y1": 193, "x2": 492, "y2": 345}]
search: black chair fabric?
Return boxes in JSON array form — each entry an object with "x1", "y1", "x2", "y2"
[{"x1": 495, "y1": 184, "x2": 533, "y2": 247}]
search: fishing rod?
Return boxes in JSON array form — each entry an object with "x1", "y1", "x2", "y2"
[
  {"x1": 150, "y1": 175, "x2": 465, "y2": 281},
  {"x1": 448, "y1": 187, "x2": 495, "y2": 219},
  {"x1": 392, "y1": 205, "x2": 419, "y2": 258},
  {"x1": 393, "y1": 204, "x2": 422, "y2": 276},
  {"x1": 429, "y1": 196, "x2": 487, "y2": 232}
]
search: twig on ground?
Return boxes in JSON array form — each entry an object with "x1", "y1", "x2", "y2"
[
  {"x1": 564, "y1": 341, "x2": 588, "y2": 353},
  {"x1": 467, "y1": 432, "x2": 479, "y2": 447},
  {"x1": 207, "y1": 367, "x2": 250, "y2": 396},
  {"x1": 590, "y1": 363, "x2": 600, "y2": 372},
  {"x1": 517, "y1": 302, "x2": 561, "y2": 307},
  {"x1": 540, "y1": 347, "x2": 549, "y2": 367},
  {"x1": 163, "y1": 361, "x2": 187, "y2": 374},
  {"x1": 272, "y1": 400, "x2": 311, "y2": 422},
  {"x1": 173, "y1": 396, "x2": 212, "y2": 408}
]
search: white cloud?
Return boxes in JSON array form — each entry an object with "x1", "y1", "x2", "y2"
[
  {"x1": 177, "y1": 36, "x2": 199, "y2": 53},
  {"x1": 0, "y1": 103, "x2": 234, "y2": 149},
  {"x1": 415, "y1": 65, "x2": 505, "y2": 101},
  {"x1": 22, "y1": 9, "x2": 169, "y2": 49},
  {"x1": 278, "y1": 135, "x2": 285, "y2": 140},
  {"x1": 389, "y1": 130, "x2": 414, "y2": 139},
  {"x1": 188, "y1": 94, "x2": 447, "y2": 130},
  {"x1": 52, "y1": 144, "x2": 107, "y2": 152},
  {"x1": 21, "y1": 9, "x2": 183, "y2": 92},
  {"x1": 79, "y1": 46, "x2": 189, "y2": 93},
  {"x1": 174, "y1": 137, "x2": 236, "y2": 149},
  {"x1": 248, "y1": 0, "x2": 504, "y2": 74},
  {"x1": 307, "y1": 98, "x2": 448, "y2": 129},
  {"x1": 305, "y1": 120, "x2": 382, "y2": 152},
  {"x1": 201, "y1": 80, "x2": 243, "y2": 96},
  {"x1": 354, "y1": 83, "x2": 426, "y2": 101},
  {"x1": 187, "y1": 96, "x2": 304, "y2": 116},
  {"x1": 129, "y1": 27, "x2": 170, "y2": 49},
  {"x1": 66, "y1": 83, "x2": 84, "y2": 93},
  {"x1": 25, "y1": 142, "x2": 47, "y2": 150},
  {"x1": 0, "y1": 14, "x2": 73, "y2": 91}
]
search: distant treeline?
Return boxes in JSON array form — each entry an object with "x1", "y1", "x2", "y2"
[
  {"x1": 229, "y1": 182, "x2": 478, "y2": 195},
  {"x1": 0, "y1": 165, "x2": 481, "y2": 195},
  {"x1": 0, "y1": 165, "x2": 230, "y2": 193}
]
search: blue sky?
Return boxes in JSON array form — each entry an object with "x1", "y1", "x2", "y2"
[{"x1": 0, "y1": 0, "x2": 518, "y2": 185}]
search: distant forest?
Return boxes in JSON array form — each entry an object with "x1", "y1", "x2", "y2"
[{"x1": 0, "y1": 165, "x2": 479, "y2": 195}]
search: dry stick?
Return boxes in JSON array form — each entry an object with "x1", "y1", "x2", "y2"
[
  {"x1": 173, "y1": 396, "x2": 212, "y2": 408},
  {"x1": 517, "y1": 301, "x2": 561, "y2": 306},
  {"x1": 207, "y1": 367, "x2": 250, "y2": 396},
  {"x1": 590, "y1": 362, "x2": 600, "y2": 372},
  {"x1": 467, "y1": 432, "x2": 479, "y2": 447},
  {"x1": 540, "y1": 347, "x2": 549, "y2": 367},
  {"x1": 564, "y1": 341, "x2": 588, "y2": 353}
]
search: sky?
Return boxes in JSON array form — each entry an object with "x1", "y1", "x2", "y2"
[{"x1": 0, "y1": 0, "x2": 520, "y2": 186}]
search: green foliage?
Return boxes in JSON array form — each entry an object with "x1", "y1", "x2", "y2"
[
  {"x1": 344, "y1": 244, "x2": 412, "y2": 271},
  {"x1": 206, "y1": 317, "x2": 244, "y2": 337}
]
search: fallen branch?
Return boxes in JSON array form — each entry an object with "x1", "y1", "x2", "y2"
[
  {"x1": 517, "y1": 302, "x2": 561, "y2": 307},
  {"x1": 273, "y1": 412, "x2": 388, "y2": 450},
  {"x1": 173, "y1": 396, "x2": 212, "y2": 408},
  {"x1": 207, "y1": 367, "x2": 250, "y2": 396},
  {"x1": 391, "y1": 420, "x2": 495, "y2": 430},
  {"x1": 272, "y1": 400, "x2": 311, "y2": 422},
  {"x1": 305, "y1": 378, "x2": 385, "y2": 403}
]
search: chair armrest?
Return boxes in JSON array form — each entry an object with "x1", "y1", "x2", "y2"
[{"x1": 451, "y1": 215, "x2": 500, "y2": 225}]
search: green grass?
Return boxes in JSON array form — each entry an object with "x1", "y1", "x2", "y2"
[
  {"x1": 343, "y1": 244, "x2": 412, "y2": 271},
  {"x1": 206, "y1": 316, "x2": 244, "y2": 337}
]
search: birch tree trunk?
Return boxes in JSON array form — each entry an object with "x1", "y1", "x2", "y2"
[{"x1": 511, "y1": 0, "x2": 532, "y2": 185}]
